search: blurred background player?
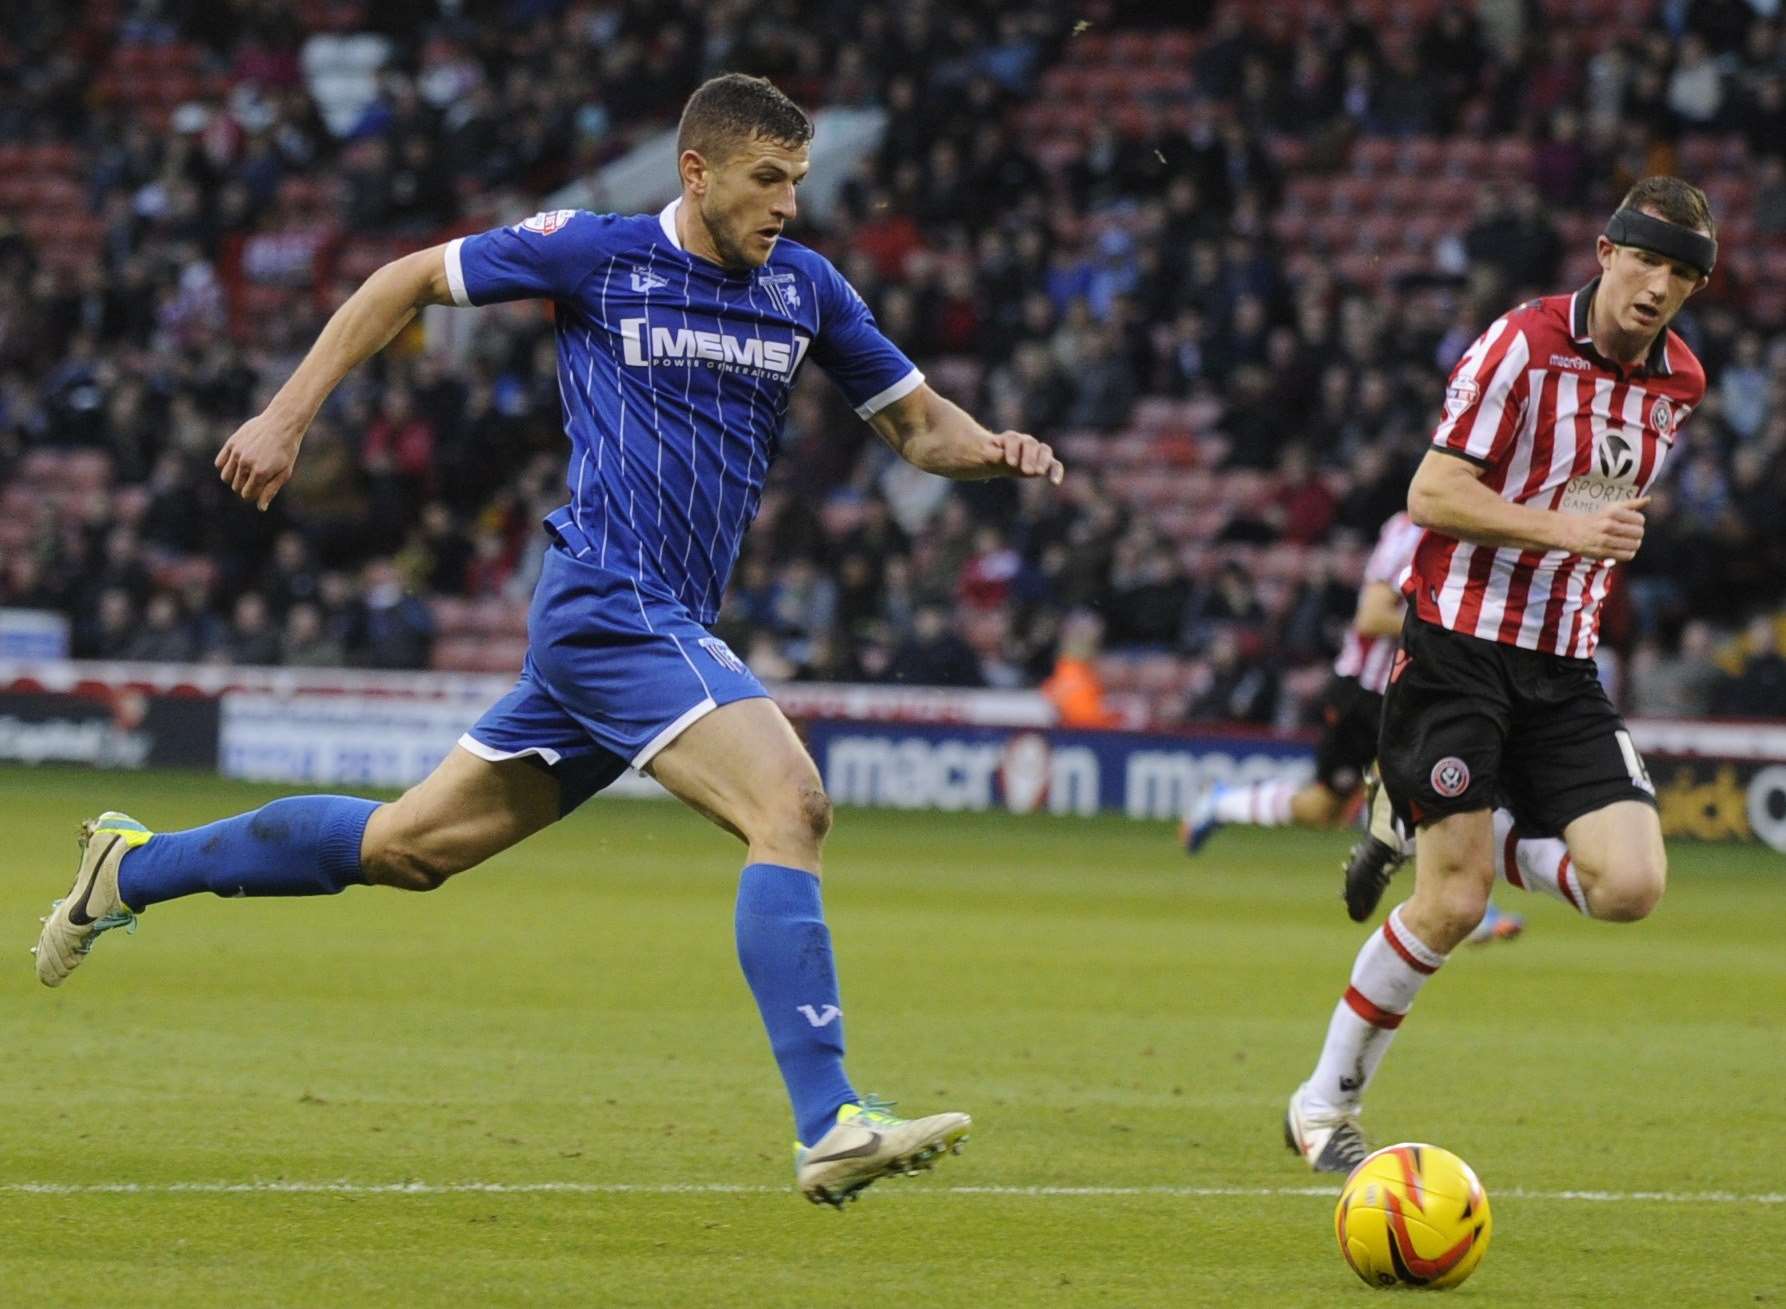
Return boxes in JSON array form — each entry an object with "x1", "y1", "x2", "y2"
[
  {"x1": 1180, "y1": 509, "x2": 1526, "y2": 944},
  {"x1": 32, "y1": 74, "x2": 1066, "y2": 1209},
  {"x1": 1285, "y1": 179, "x2": 1713, "y2": 1173}
]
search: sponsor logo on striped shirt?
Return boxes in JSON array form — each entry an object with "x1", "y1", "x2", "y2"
[{"x1": 619, "y1": 317, "x2": 811, "y2": 380}]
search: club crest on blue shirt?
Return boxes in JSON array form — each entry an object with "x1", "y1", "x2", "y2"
[
  {"x1": 517, "y1": 209, "x2": 576, "y2": 235},
  {"x1": 762, "y1": 270, "x2": 802, "y2": 309}
]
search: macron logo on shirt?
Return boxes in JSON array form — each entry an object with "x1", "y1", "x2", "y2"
[{"x1": 619, "y1": 317, "x2": 811, "y2": 380}]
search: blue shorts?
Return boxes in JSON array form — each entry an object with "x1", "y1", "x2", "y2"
[{"x1": 460, "y1": 542, "x2": 769, "y2": 813}]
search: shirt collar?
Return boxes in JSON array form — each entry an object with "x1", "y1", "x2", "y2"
[
  {"x1": 1571, "y1": 275, "x2": 1673, "y2": 376},
  {"x1": 658, "y1": 198, "x2": 682, "y2": 249}
]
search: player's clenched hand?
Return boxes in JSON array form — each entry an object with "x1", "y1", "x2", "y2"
[
  {"x1": 1566, "y1": 496, "x2": 1649, "y2": 562},
  {"x1": 215, "y1": 411, "x2": 305, "y2": 511},
  {"x1": 985, "y1": 430, "x2": 1065, "y2": 485}
]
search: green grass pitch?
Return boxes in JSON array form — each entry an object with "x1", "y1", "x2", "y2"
[{"x1": 1, "y1": 765, "x2": 1781, "y2": 1306}]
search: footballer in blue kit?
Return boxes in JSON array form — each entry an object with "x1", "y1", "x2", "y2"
[{"x1": 34, "y1": 74, "x2": 1065, "y2": 1208}]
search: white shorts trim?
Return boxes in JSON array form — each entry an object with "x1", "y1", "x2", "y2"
[
  {"x1": 443, "y1": 237, "x2": 472, "y2": 307},
  {"x1": 630, "y1": 696, "x2": 717, "y2": 772},
  {"x1": 456, "y1": 733, "x2": 561, "y2": 767},
  {"x1": 853, "y1": 368, "x2": 924, "y2": 419}
]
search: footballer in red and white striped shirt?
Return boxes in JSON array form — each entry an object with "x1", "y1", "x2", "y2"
[
  {"x1": 1183, "y1": 512, "x2": 1422, "y2": 854},
  {"x1": 1285, "y1": 178, "x2": 1715, "y2": 1174},
  {"x1": 1407, "y1": 266, "x2": 1704, "y2": 658},
  {"x1": 1334, "y1": 511, "x2": 1423, "y2": 695}
]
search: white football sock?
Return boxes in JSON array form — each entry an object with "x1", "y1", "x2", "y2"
[
  {"x1": 1306, "y1": 904, "x2": 1449, "y2": 1114},
  {"x1": 1491, "y1": 808, "x2": 1587, "y2": 914},
  {"x1": 1212, "y1": 779, "x2": 1298, "y2": 826}
]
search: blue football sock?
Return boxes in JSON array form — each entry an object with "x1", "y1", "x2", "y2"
[
  {"x1": 116, "y1": 795, "x2": 378, "y2": 910},
  {"x1": 735, "y1": 862, "x2": 859, "y2": 1146}
]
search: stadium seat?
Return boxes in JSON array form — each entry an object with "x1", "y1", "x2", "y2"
[
  {"x1": 429, "y1": 635, "x2": 528, "y2": 674},
  {"x1": 1351, "y1": 138, "x2": 1397, "y2": 176},
  {"x1": 1394, "y1": 138, "x2": 1445, "y2": 176},
  {"x1": 1488, "y1": 138, "x2": 1535, "y2": 179}
]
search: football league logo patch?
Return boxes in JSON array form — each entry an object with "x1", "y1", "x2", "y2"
[
  {"x1": 1443, "y1": 378, "x2": 1479, "y2": 422},
  {"x1": 518, "y1": 209, "x2": 575, "y2": 236},
  {"x1": 1430, "y1": 756, "x2": 1470, "y2": 799}
]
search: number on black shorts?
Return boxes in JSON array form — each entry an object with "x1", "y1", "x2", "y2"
[{"x1": 1614, "y1": 729, "x2": 1654, "y2": 796}]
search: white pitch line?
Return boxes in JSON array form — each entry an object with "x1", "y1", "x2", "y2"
[{"x1": 2, "y1": 1181, "x2": 1780, "y2": 1205}]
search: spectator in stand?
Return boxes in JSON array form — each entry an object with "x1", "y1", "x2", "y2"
[
  {"x1": 92, "y1": 527, "x2": 153, "y2": 600},
  {"x1": 1628, "y1": 621, "x2": 1721, "y2": 718},
  {"x1": 833, "y1": 551, "x2": 882, "y2": 634},
  {"x1": 1666, "y1": 33, "x2": 1726, "y2": 127},
  {"x1": 1268, "y1": 445, "x2": 1338, "y2": 546},
  {"x1": 260, "y1": 530, "x2": 322, "y2": 616},
  {"x1": 1187, "y1": 628, "x2": 1278, "y2": 726},
  {"x1": 1105, "y1": 528, "x2": 1190, "y2": 649},
  {"x1": 1719, "y1": 332, "x2": 1770, "y2": 440},
  {"x1": 139, "y1": 451, "x2": 205, "y2": 553},
  {"x1": 956, "y1": 526, "x2": 1021, "y2": 613},
  {"x1": 363, "y1": 382, "x2": 436, "y2": 511},
  {"x1": 766, "y1": 556, "x2": 838, "y2": 666},
  {"x1": 122, "y1": 592, "x2": 198, "y2": 664},
  {"x1": 1462, "y1": 184, "x2": 1563, "y2": 297},
  {"x1": 75, "y1": 589, "x2": 137, "y2": 661},
  {"x1": 1042, "y1": 609, "x2": 1119, "y2": 728},
  {"x1": 281, "y1": 601, "x2": 347, "y2": 668},
  {"x1": 1713, "y1": 615, "x2": 1786, "y2": 717},
  {"x1": 1535, "y1": 108, "x2": 1591, "y2": 208},
  {"x1": 1065, "y1": 324, "x2": 1138, "y2": 430},
  {"x1": 395, "y1": 502, "x2": 472, "y2": 596},
  {"x1": 343, "y1": 557, "x2": 434, "y2": 669},
  {"x1": 1182, "y1": 559, "x2": 1268, "y2": 653},
  {"x1": 217, "y1": 591, "x2": 282, "y2": 666},
  {"x1": 1278, "y1": 553, "x2": 1357, "y2": 667},
  {"x1": 2, "y1": 555, "x2": 59, "y2": 610},
  {"x1": 888, "y1": 605, "x2": 982, "y2": 687}
]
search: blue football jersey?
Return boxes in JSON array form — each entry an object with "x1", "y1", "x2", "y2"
[{"x1": 445, "y1": 201, "x2": 922, "y2": 623}]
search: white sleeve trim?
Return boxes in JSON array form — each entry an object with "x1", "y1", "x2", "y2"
[
  {"x1": 443, "y1": 237, "x2": 472, "y2": 307},
  {"x1": 853, "y1": 368, "x2": 925, "y2": 419}
]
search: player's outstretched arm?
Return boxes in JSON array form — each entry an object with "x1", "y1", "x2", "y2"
[
  {"x1": 867, "y1": 384, "x2": 1064, "y2": 484},
  {"x1": 216, "y1": 245, "x2": 461, "y2": 510},
  {"x1": 1408, "y1": 449, "x2": 1648, "y2": 563}
]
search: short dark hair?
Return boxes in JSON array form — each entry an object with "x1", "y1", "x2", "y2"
[
  {"x1": 676, "y1": 74, "x2": 813, "y2": 164},
  {"x1": 1619, "y1": 176, "x2": 1716, "y2": 239}
]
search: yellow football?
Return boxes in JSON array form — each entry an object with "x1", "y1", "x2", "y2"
[{"x1": 1334, "y1": 1142, "x2": 1493, "y2": 1290}]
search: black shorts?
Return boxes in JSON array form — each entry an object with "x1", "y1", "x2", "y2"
[
  {"x1": 1313, "y1": 674, "x2": 1383, "y2": 798},
  {"x1": 1377, "y1": 614, "x2": 1656, "y2": 837}
]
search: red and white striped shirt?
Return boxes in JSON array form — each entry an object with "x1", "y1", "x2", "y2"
[
  {"x1": 1334, "y1": 510, "x2": 1422, "y2": 694},
  {"x1": 1405, "y1": 278, "x2": 1706, "y2": 658}
]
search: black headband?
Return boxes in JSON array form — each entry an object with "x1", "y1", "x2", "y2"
[{"x1": 1604, "y1": 207, "x2": 1716, "y2": 276}]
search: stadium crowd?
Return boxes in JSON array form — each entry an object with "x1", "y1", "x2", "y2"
[{"x1": 3, "y1": 0, "x2": 1786, "y2": 726}]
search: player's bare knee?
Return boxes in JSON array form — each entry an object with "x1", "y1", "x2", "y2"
[
  {"x1": 745, "y1": 779, "x2": 831, "y2": 859},
  {"x1": 365, "y1": 835, "x2": 455, "y2": 892},
  {"x1": 1438, "y1": 879, "x2": 1493, "y2": 939},
  {"x1": 1412, "y1": 852, "x2": 1493, "y2": 944},
  {"x1": 797, "y1": 784, "x2": 833, "y2": 844},
  {"x1": 1570, "y1": 834, "x2": 1666, "y2": 921},
  {"x1": 1589, "y1": 860, "x2": 1666, "y2": 922}
]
